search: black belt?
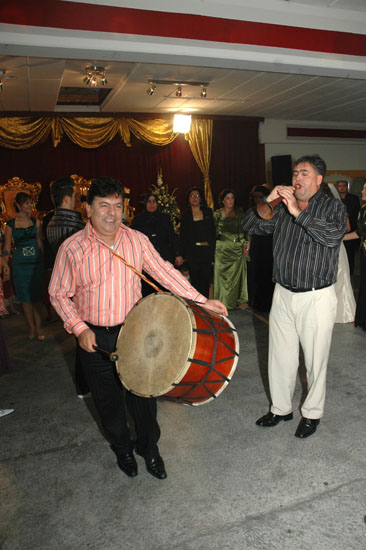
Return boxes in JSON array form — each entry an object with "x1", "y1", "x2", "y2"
[
  {"x1": 280, "y1": 283, "x2": 332, "y2": 293},
  {"x1": 86, "y1": 322, "x2": 122, "y2": 333}
]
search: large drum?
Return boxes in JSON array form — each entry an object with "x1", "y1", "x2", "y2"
[{"x1": 115, "y1": 293, "x2": 239, "y2": 406}]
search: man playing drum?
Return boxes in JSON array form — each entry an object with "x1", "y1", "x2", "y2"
[{"x1": 49, "y1": 178, "x2": 227, "y2": 479}]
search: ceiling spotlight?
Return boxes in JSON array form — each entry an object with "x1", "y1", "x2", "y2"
[
  {"x1": 201, "y1": 86, "x2": 207, "y2": 98},
  {"x1": 146, "y1": 83, "x2": 156, "y2": 96},
  {"x1": 84, "y1": 66, "x2": 107, "y2": 87},
  {"x1": 176, "y1": 85, "x2": 182, "y2": 98}
]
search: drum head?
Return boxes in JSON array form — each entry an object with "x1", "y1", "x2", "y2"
[{"x1": 116, "y1": 293, "x2": 196, "y2": 397}]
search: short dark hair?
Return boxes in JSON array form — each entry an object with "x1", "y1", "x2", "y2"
[
  {"x1": 87, "y1": 177, "x2": 124, "y2": 205},
  {"x1": 185, "y1": 187, "x2": 207, "y2": 208},
  {"x1": 218, "y1": 188, "x2": 235, "y2": 207},
  {"x1": 50, "y1": 177, "x2": 75, "y2": 207},
  {"x1": 14, "y1": 192, "x2": 32, "y2": 213},
  {"x1": 294, "y1": 155, "x2": 327, "y2": 178}
]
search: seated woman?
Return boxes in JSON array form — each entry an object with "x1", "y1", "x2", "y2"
[
  {"x1": 131, "y1": 193, "x2": 181, "y2": 296},
  {"x1": 179, "y1": 187, "x2": 216, "y2": 298},
  {"x1": 3, "y1": 192, "x2": 45, "y2": 340},
  {"x1": 213, "y1": 189, "x2": 250, "y2": 310}
]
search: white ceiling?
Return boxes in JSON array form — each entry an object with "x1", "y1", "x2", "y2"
[
  {"x1": 1, "y1": 0, "x2": 366, "y2": 123},
  {"x1": 1, "y1": 55, "x2": 366, "y2": 123}
]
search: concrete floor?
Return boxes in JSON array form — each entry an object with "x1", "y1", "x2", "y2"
[{"x1": 0, "y1": 307, "x2": 365, "y2": 550}]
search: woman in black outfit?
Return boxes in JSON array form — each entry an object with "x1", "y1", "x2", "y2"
[
  {"x1": 179, "y1": 187, "x2": 216, "y2": 298},
  {"x1": 131, "y1": 193, "x2": 180, "y2": 296}
]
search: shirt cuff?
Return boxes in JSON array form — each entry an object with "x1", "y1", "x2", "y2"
[
  {"x1": 70, "y1": 320, "x2": 90, "y2": 338},
  {"x1": 194, "y1": 293, "x2": 207, "y2": 304}
]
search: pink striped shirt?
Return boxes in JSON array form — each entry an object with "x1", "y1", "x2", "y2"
[{"x1": 49, "y1": 221, "x2": 206, "y2": 336}]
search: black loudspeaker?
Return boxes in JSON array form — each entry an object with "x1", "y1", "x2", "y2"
[{"x1": 271, "y1": 155, "x2": 292, "y2": 186}]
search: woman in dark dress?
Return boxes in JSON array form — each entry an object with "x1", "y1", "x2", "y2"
[
  {"x1": 179, "y1": 187, "x2": 216, "y2": 298},
  {"x1": 131, "y1": 193, "x2": 180, "y2": 296},
  {"x1": 344, "y1": 182, "x2": 366, "y2": 330},
  {"x1": 246, "y1": 185, "x2": 275, "y2": 312},
  {"x1": 3, "y1": 192, "x2": 44, "y2": 340}
]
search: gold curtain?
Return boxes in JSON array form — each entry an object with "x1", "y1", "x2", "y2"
[
  {"x1": 0, "y1": 116, "x2": 214, "y2": 201},
  {"x1": 186, "y1": 118, "x2": 213, "y2": 209},
  {"x1": 0, "y1": 117, "x2": 53, "y2": 149}
]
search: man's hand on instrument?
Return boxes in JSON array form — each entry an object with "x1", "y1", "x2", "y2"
[
  {"x1": 265, "y1": 186, "x2": 282, "y2": 203},
  {"x1": 203, "y1": 299, "x2": 228, "y2": 317},
  {"x1": 78, "y1": 328, "x2": 97, "y2": 352},
  {"x1": 276, "y1": 186, "x2": 300, "y2": 217}
]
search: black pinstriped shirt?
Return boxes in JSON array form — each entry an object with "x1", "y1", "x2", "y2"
[
  {"x1": 242, "y1": 190, "x2": 347, "y2": 290},
  {"x1": 46, "y1": 208, "x2": 85, "y2": 264}
]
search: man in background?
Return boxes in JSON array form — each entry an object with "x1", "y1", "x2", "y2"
[{"x1": 46, "y1": 177, "x2": 88, "y2": 398}]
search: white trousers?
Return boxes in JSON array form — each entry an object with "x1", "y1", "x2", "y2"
[{"x1": 268, "y1": 283, "x2": 337, "y2": 419}]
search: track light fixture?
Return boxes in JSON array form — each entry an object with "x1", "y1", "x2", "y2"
[
  {"x1": 146, "y1": 79, "x2": 209, "y2": 99},
  {"x1": 146, "y1": 83, "x2": 156, "y2": 96},
  {"x1": 83, "y1": 66, "x2": 107, "y2": 87}
]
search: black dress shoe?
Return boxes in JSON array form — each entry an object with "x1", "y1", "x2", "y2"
[
  {"x1": 256, "y1": 411, "x2": 293, "y2": 427},
  {"x1": 144, "y1": 454, "x2": 167, "y2": 480},
  {"x1": 116, "y1": 452, "x2": 138, "y2": 477},
  {"x1": 295, "y1": 417, "x2": 319, "y2": 439}
]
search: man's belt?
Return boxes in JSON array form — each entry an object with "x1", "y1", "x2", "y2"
[{"x1": 280, "y1": 283, "x2": 332, "y2": 293}]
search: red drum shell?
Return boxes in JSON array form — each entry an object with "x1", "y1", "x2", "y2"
[{"x1": 115, "y1": 293, "x2": 239, "y2": 406}]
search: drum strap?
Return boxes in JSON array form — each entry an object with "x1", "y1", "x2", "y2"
[{"x1": 105, "y1": 245, "x2": 162, "y2": 293}]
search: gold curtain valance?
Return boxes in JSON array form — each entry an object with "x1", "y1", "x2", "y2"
[
  {"x1": 0, "y1": 116, "x2": 179, "y2": 149},
  {"x1": 0, "y1": 115, "x2": 213, "y2": 204}
]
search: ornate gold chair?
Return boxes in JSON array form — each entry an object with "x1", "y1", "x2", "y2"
[{"x1": 0, "y1": 177, "x2": 42, "y2": 230}]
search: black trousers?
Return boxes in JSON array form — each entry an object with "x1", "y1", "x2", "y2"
[
  {"x1": 74, "y1": 344, "x2": 90, "y2": 395},
  {"x1": 188, "y1": 260, "x2": 212, "y2": 298},
  {"x1": 78, "y1": 324, "x2": 160, "y2": 457},
  {"x1": 344, "y1": 239, "x2": 359, "y2": 276}
]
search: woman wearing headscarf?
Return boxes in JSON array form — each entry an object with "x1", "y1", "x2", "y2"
[{"x1": 131, "y1": 193, "x2": 180, "y2": 296}]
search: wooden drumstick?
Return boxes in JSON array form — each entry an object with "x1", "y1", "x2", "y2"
[{"x1": 93, "y1": 345, "x2": 119, "y2": 362}]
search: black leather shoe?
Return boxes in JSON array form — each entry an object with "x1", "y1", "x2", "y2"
[
  {"x1": 295, "y1": 417, "x2": 319, "y2": 438},
  {"x1": 144, "y1": 454, "x2": 167, "y2": 480},
  {"x1": 116, "y1": 452, "x2": 138, "y2": 477},
  {"x1": 256, "y1": 411, "x2": 293, "y2": 427}
]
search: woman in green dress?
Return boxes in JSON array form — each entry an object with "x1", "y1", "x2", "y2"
[
  {"x1": 213, "y1": 189, "x2": 250, "y2": 310},
  {"x1": 3, "y1": 192, "x2": 45, "y2": 340}
]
